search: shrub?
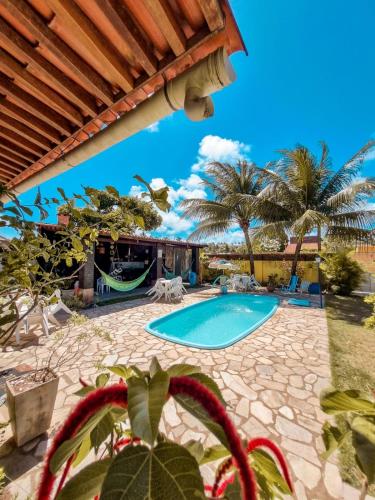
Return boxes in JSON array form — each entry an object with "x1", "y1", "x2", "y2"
[
  {"x1": 320, "y1": 252, "x2": 363, "y2": 296},
  {"x1": 364, "y1": 294, "x2": 375, "y2": 329},
  {"x1": 320, "y1": 389, "x2": 375, "y2": 499},
  {"x1": 36, "y1": 358, "x2": 293, "y2": 499}
]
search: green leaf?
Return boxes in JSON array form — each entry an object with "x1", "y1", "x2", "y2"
[
  {"x1": 57, "y1": 458, "x2": 112, "y2": 500},
  {"x1": 127, "y1": 370, "x2": 170, "y2": 446},
  {"x1": 200, "y1": 444, "x2": 230, "y2": 465},
  {"x1": 105, "y1": 185, "x2": 120, "y2": 197},
  {"x1": 100, "y1": 442, "x2": 205, "y2": 499},
  {"x1": 50, "y1": 406, "x2": 111, "y2": 474},
  {"x1": 96, "y1": 373, "x2": 110, "y2": 388},
  {"x1": 72, "y1": 433, "x2": 91, "y2": 468},
  {"x1": 72, "y1": 237, "x2": 83, "y2": 252},
  {"x1": 351, "y1": 416, "x2": 375, "y2": 445},
  {"x1": 321, "y1": 421, "x2": 348, "y2": 460},
  {"x1": 57, "y1": 187, "x2": 68, "y2": 201},
  {"x1": 34, "y1": 188, "x2": 41, "y2": 206},
  {"x1": 149, "y1": 356, "x2": 162, "y2": 377},
  {"x1": 74, "y1": 386, "x2": 95, "y2": 398},
  {"x1": 91, "y1": 412, "x2": 114, "y2": 452},
  {"x1": 22, "y1": 206, "x2": 33, "y2": 216},
  {"x1": 65, "y1": 257, "x2": 73, "y2": 267},
  {"x1": 134, "y1": 215, "x2": 145, "y2": 229},
  {"x1": 321, "y1": 390, "x2": 375, "y2": 415},
  {"x1": 251, "y1": 449, "x2": 291, "y2": 494},
  {"x1": 353, "y1": 430, "x2": 375, "y2": 484},
  {"x1": 5, "y1": 206, "x2": 21, "y2": 217},
  {"x1": 223, "y1": 473, "x2": 241, "y2": 499},
  {"x1": 187, "y1": 373, "x2": 226, "y2": 405},
  {"x1": 110, "y1": 229, "x2": 119, "y2": 242},
  {"x1": 107, "y1": 365, "x2": 134, "y2": 380},
  {"x1": 167, "y1": 364, "x2": 201, "y2": 377},
  {"x1": 173, "y1": 392, "x2": 229, "y2": 449},
  {"x1": 184, "y1": 440, "x2": 204, "y2": 463}
]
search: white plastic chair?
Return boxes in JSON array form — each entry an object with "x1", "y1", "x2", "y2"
[
  {"x1": 97, "y1": 277, "x2": 110, "y2": 295},
  {"x1": 249, "y1": 274, "x2": 262, "y2": 290},
  {"x1": 15, "y1": 297, "x2": 49, "y2": 344},
  {"x1": 46, "y1": 290, "x2": 73, "y2": 321}
]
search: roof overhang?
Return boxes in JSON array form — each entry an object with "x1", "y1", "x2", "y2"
[{"x1": 0, "y1": 0, "x2": 245, "y2": 192}]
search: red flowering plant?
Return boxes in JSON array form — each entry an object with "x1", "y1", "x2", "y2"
[{"x1": 37, "y1": 358, "x2": 293, "y2": 499}]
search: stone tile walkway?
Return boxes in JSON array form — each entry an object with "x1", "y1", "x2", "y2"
[{"x1": 0, "y1": 289, "x2": 348, "y2": 498}]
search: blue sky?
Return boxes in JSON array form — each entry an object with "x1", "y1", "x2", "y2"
[{"x1": 2, "y1": 0, "x2": 375, "y2": 241}]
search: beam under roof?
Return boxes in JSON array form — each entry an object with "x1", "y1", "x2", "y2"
[{"x1": 0, "y1": 0, "x2": 245, "y2": 190}]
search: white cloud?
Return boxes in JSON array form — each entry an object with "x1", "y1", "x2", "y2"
[
  {"x1": 145, "y1": 121, "x2": 160, "y2": 133},
  {"x1": 192, "y1": 135, "x2": 251, "y2": 172},
  {"x1": 155, "y1": 210, "x2": 193, "y2": 236},
  {"x1": 365, "y1": 149, "x2": 375, "y2": 161}
]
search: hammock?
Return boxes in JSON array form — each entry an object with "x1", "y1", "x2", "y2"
[
  {"x1": 95, "y1": 259, "x2": 155, "y2": 293},
  {"x1": 163, "y1": 262, "x2": 193, "y2": 281}
]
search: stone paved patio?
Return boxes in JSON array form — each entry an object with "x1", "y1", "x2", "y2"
[{"x1": 0, "y1": 288, "x2": 352, "y2": 499}]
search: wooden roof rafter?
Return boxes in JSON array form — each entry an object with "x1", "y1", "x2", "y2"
[{"x1": 0, "y1": 0, "x2": 245, "y2": 189}]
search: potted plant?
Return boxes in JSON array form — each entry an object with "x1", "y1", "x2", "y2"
[
  {"x1": 36, "y1": 358, "x2": 293, "y2": 499},
  {"x1": 6, "y1": 314, "x2": 110, "y2": 447},
  {"x1": 267, "y1": 273, "x2": 278, "y2": 292}
]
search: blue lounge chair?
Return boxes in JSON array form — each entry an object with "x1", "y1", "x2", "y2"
[{"x1": 280, "y1": 275, "x2": 298, "y2": 293}]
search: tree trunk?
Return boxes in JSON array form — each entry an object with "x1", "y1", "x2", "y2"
[
  {"x1": 291, "y1": 237, "x2": 303, "y2": 276},
  {"x1": 242, "y1": 226, "x2": 255, "y2": 276},
  {"x1": 317, "y1": 225, "x2": 322, "y2": 251}
]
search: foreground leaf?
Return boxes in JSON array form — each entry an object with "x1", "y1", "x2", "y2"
[
  {"x1": 200, "y1": 444, "x2": 230, "y2": 465},
  {"x1": 321, "y1": 421, "x2": 348, "y2": 459},
  {"x1": 57, "y1": 458, "x2": 111, "y2": 500},
  {"x1": 127, "y1": 370, "x2": 170, "y2": 446},
  {"x1": 353, "y1": 430, "x2": 375, "y2": 484},
  {"x1": 351, "y1": 416, "x2": 375, "y2": 445},
  {"x1": 321, "y1": 390, "x2": 375, "y2": 415},
  {"x1": 100, "y1": 443, "x2": 205, "y2": 499},
  {"x1": 50, "y1": 407, "x2": 111, "y2": 474},
  {"x1": 167, "y1": 364, "x2": 201, "y2": 377},
  {"x1": 251, "y1": 449, "x2": 291, "y2": 494},
  {"x1": 107, "y1": 365, "x2": 134, "y2": 380}
]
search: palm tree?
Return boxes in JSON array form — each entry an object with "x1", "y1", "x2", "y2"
[
  {"x1": 180, "y1": 161, "x2": 263, "y2": 275},
  {"x1": 249, "y1": 141, "x2": 375, "y2": 275}
]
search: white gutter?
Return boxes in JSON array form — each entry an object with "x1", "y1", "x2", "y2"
[{"x1": 4, "y1": 48, "x2": 236, "y2": 199}]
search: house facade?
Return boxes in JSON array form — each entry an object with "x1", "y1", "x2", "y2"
[{"x1": 38, "y1": 215, "x2": 204, "y2": 302}]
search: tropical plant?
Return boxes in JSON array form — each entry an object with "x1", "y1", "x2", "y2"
[
  {"x1": 59, "y1": 188, "x2": 162, "y2": 234},
  {"x1": 364, "y1": 294, "x2": 375, "y2": 329},
  {"x1": 0, "y1": 177, "x2": 167, "y2": 345},
  {"x1": 320, "y1": 251, "x2": 363, "y2": 296},
  {"x1": 249, "y1": 141, "x2": 375, "y2": 275},
  {"x1": 181, "y1": 161, "x2": 264, "y2": 275},
  {"x1": 36, "y1": 358, "x2": 293, "y2": 499},
  {"x1": 320, "y1": 389, "x2": 375, "y2": 500}
]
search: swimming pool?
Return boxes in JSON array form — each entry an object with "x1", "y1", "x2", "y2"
[{"x1": 145, "y1": 294, "x2": 279, "y2": 349}]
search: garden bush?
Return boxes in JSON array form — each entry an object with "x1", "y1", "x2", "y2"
[{"x1": 320, "y1": 252, "x2": 363, "y2": 296}]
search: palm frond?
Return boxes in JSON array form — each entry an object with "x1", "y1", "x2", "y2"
[
  {"x1": 187, "y1": 219, "x2": 232, "y2": 241},
  {"x1": 329, "y1": 209, "x2": 375, "y2": 230},
  {"x1": 325, "y1": 178, "x2": 375, "y2": 210},
  {"x1": 320, "y1": 140, "x2": 375, "y2": 201},
  {"x1": 291, "y1": 210, "x2": 329, "y2": 238},
  {"x1": 179, "y1": 199, "x2": 232, "y2": 222}
]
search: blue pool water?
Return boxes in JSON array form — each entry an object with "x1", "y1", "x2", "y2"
[{"x1": 146, "y1": 294, "x2": 279, "y2": 349}]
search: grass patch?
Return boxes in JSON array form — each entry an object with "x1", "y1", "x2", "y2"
[{"x1": 326, "y1": 294, "x2": 375, "y2": 495}]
